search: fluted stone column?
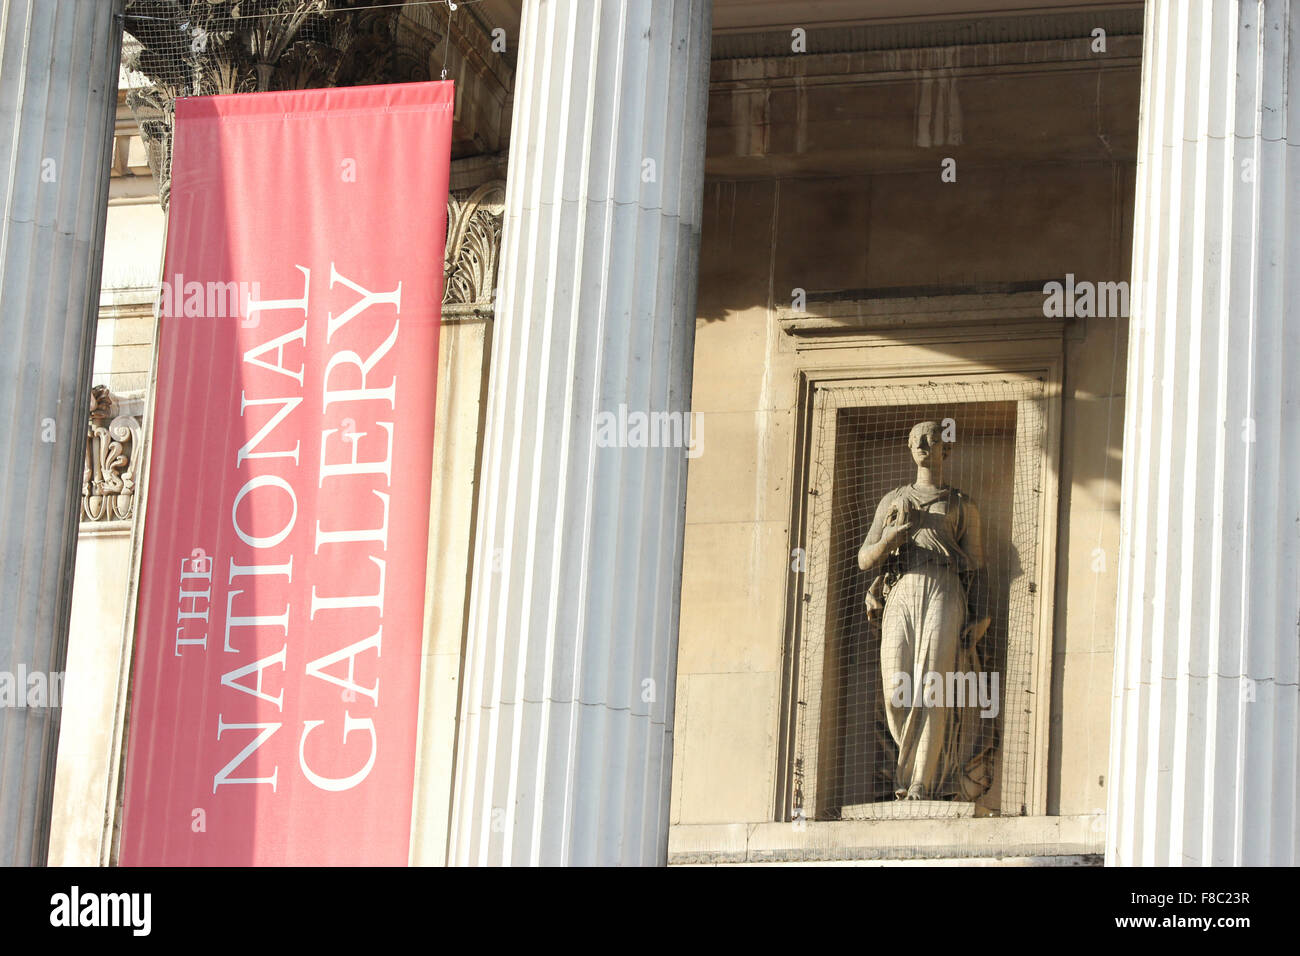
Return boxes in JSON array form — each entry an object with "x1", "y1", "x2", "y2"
[
  {"x1": 449, "y1": 0, "x2": 711, "y2": 866},
  {"x1": 0, "y1": 0, "x2": 123, "y2": 866},
  {"x1": 1109, "y1": 0, "x2": 1300, "y2": 866}
]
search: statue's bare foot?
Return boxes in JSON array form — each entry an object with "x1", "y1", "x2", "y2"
[
  {"x1": 905, "y1": 784, "x2": 925, "y2": 800},
  {"x1": 894, "y1": 788, "x2": 908, "y2": 800}
]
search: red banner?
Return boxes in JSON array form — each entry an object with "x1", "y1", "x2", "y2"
[{"x1": 119, "y1": 82, "x2": 453, "y2": 865}]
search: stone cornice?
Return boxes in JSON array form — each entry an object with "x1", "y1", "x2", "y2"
[
  {"x1": 712, "y1": 34, "x2": 1142, "y2": 89},
  {"x1": 777, "y1": 290, "x2": 1070, "y2": 350},
  {"x1": 710, "y1": 6, "x2": 1143, "y2": 61}
]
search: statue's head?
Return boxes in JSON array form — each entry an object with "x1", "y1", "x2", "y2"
[{"x1": 907, "y1": 420, "x2": 951, "y2": 468}]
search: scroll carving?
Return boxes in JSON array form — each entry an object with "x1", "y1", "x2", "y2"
[{"x1": 82, "y1": 386, "x2": 144, "y2": 524}]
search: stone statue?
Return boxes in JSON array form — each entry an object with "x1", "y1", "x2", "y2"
[{"x1": 857, "y1": 421, "x2": 994, "y2": 801}]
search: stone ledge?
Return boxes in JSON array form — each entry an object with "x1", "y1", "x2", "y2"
[
  {"x1": 78, "y1": 520, "x2": 133, "y2": 538},
  {"x1": 668, "y1": 814, "x2": 1105, "y2": 865},
  {"x1": 776, "y1": 290, "x2": 1071, "y2": 350},
  {"x1": 674, "y1": 854, "x2": 1102, "y2": 867}
]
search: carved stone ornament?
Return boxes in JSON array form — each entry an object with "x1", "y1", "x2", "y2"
[
  {"x1": 82, "y1": 387, "x2": 144, "y2": 524},
  {"x1": 444, "y1": 181, "x2": 505, "y2": 307}
]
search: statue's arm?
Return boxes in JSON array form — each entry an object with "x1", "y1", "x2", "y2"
[{"x1": 858, "y1": 494, "x2": 906, "y2": 573}]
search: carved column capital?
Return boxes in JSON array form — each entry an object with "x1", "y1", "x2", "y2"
[{"x1": 444, "y1": 181, "x2": 505, "y2": 308}]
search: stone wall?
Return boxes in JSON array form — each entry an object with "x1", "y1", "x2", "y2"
[{"x1": 669, "y1": 13, "x2": 1140, "y2": 861}]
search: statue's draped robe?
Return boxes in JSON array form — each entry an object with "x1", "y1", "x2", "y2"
[{"x1": 865, "y1": 483, "x2": 993, "y2": 800}]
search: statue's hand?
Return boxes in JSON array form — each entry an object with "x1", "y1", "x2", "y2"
[
  {"x1": 962, "y1": 616, "x2": 991, "y2": 647},
  {"x1": 881, "y1": 522, "x2": 912, "y2": 554},
  {"x1": 886, "y1": 499, "x2": 913, "y2": 526}
]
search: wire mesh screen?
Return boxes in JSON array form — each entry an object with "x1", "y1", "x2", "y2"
[
  {"x1": 120, "y1": 1, "x2": 468, "y2": 207},
  {"x1": 793, "y1": 379, "x2": 1047, "y2": 820}
]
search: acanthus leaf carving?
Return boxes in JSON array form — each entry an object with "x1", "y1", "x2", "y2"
[{"x1": 444, "y1": 181, "x2": 505, "y2": 307}]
